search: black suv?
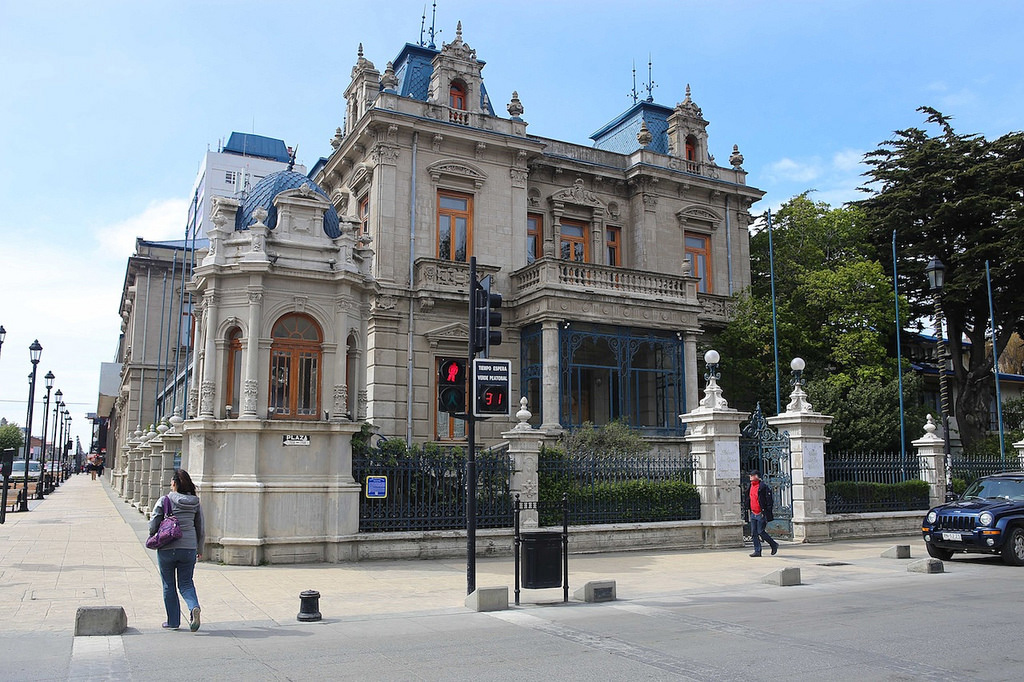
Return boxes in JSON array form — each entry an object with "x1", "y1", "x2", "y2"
[{"x1": 922, "y1": 472, "x2": 1024, "y2": 566}]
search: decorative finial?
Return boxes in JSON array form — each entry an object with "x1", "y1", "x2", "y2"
[
  {"x1": 253, "y1": 207, "x2": 268, "y2": 226},
  {"x1": 685, "y1": 84, "x2": 691, "y2": 101},
  {"x1": 514, "y1": 397, "x2": 532, "y2": 430},
  {"x1": 644, "y1": 54, "x2": 656, "y2": 102},
  {"x1": 729, "y1": 144, "x2": 744, "y2": 170},
  {"x1": 507, "y1": 91, "x2": 524, "y2": 119},
  {"x1": 456, "y1": 20, "x2": 462, "y2": 41},
  {"x1": 924, "y1": 414, "x2": 938, "y2": 438},
  {"x1": 331, "y1": 127, "x2": 343, "y2": 150},
  {"x1": 637, "y1": 119, "x2": 653, "y2": 147},
  {"x1": 358, "y1": 43, "x2": 364, "y2": 58},
  {"x1": 381, "y1": 61, "x2": 398, "y2": 92},
  {"x1": 629, "y1": 61, "x2": 639, "y2": 104}
]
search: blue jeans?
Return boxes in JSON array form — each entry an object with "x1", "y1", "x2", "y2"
[
  {"x1": 750, "y1": 513, "x2": 778, "y2": 555},
  {"x1": 157, "y1": 548, "x2": 199, "y2": 627}
]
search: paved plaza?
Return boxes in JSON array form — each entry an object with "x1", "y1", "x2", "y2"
[{"x1": 2, "y1": 474, "x2": 1021, "y2": 680}]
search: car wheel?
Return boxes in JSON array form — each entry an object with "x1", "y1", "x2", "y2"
[
  {"x1": 1001, "y1": 526, "x2": 1024, "y2": 566},
  {"x1": 926, "y1": 543, "x2": 953, "y2": 561}
]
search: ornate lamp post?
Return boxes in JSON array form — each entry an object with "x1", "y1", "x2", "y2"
[
  {"x1": 35, "y1": 371, "x2": 54, "y2": 499},
  {"x1": 58, "y1": 404, "x2": 67, "y2": 480},
  {"x1": 925, "y1": 257, "x2": 955, "y2": 500},
  {"x1": 66, "y1": 413, "x2": 73, "y2": 475},
  {"x1": 50, "y1": 390, "x2": 62, "y2": 485},
  {"x1": 0, "y1": 325, "x2": 6, "y2": 360},
  {"x1": 20, "y1": 340, "x2": 42, "y2": 512}
]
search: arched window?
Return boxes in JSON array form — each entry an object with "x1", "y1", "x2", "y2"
[
  {"x1": 269, "y1": 314, "x2": 322, "y2": 419},
  {"x1": 449, "y1": 81, "x2": 466, "y2": 110},
  {"x1": 685, "y1": 135, "x2": 698, "y2": 162},
  {"x1": 225, "y1": 327, "x2": 243, "y2": 417}
]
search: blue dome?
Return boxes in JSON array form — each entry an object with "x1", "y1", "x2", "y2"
[{"x1": 235, "y1": 170, "x2": 340, "y2": 238}]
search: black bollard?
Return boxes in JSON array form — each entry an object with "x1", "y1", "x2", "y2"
[{"x1": 297, "y1": 590, "x2": 321, "y2": 622}]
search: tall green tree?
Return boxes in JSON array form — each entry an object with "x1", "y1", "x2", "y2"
[
  {"x1": 859, "y1": 107, "x2": 1024, "y2": 450},
  {"x1": 0, "y1": 423, "x2": 24, "y2": 453},
  {"x1": 717, "y1": 194, "x2": 922, "y2": 452}
]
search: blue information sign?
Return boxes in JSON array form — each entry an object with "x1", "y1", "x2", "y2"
[{"x1": 365, "y1": 475, "x2": 388, "y2": 499}]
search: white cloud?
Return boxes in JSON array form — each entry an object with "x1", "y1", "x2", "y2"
[
  {"x1": 831, "y1": 149, "x2": 865, "y2": 173},
  {"x1": 767, "y1": 157, "x2": 821, "y2": 183},
  {"x1": 94, "y1": 198, "x2": 191, "y2": 262}
]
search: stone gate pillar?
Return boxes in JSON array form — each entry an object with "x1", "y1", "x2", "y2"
[
  {"x1": 503, "y1": 397, "x2": 542, "y2": 529},
  {"x1": 681, "y1": 351, "x2": 747, "y2": 548},
  {"x1": 768, "y1": 362, "x2": 833, "y2": 543},
  {"x1": 1015, "y1": 436, "x2": 1024, "y2": 471},
  {"x1": 913, "y1": 415, "x2": 947, "y2": 508}
]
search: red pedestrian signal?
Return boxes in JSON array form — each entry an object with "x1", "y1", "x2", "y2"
[{"x1": 438, "y1": 358, "x2": 467, "y2": 414}]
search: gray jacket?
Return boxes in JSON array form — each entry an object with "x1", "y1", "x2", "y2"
[{"x1": 149, "y1": 491, "x2": 205, "y2": 552}]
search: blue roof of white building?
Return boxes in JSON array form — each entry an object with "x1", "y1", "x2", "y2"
[
  {"x1": 223, "y1": 132, "x2": 292, "y2": 163},
  {"x1": 591, "y1": 100, "x2": 675, "y2": 155},
  {"x1": 235, "y1": 170, "x2": 340, "y2": 238},
  {"x1": 390, "y1": 43, "x2": 495, "y2": 115}
]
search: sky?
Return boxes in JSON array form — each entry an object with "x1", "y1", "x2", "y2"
[{"x1": 1, "y1": 0, "x2": 1022, "y2": 449}]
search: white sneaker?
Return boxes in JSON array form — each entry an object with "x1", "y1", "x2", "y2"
[{"x1": 189, "y1": 606, "x2": 201, "y2": 632}]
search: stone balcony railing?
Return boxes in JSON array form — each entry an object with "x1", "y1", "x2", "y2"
[{"x1": 511, "y1": 257, "x2": 696, "y2": 303}]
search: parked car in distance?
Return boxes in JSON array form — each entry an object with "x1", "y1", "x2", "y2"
[
  {"x1": 8, "y1": 460, "x2": 42, "y2": 481},
  {"x1": 922, "y1": 472, "x2": 1024, "y2": 566}
]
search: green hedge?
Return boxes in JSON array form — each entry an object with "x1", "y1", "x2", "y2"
[
  {"x1": 825, "y1": 479, "x2": 930, "y2": 514},
  {"x1": 538, "y1": 474, "x2": 700, "y2": 525}
]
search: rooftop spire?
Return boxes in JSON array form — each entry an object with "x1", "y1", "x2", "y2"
[
  {"x1": 629, "y1": 61, "x2": 639, "y2": 105},
  {"x1": 420, "y1": 0, "x2": 439, "y2": 49},
  {"x1": 644, "y1": 54, "x2": 657, "y2": 102}
]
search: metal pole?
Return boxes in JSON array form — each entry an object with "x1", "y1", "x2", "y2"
[
  {"x1": 35, "y1": 382, "x2": 52, "y2": 499},
  {"x1": 986, "y1": 261, "x2": 1006, "y2": 462},
  {"x1": 466, "y1": 257, "x2": 478, "y2": 596},
  {"x1": 50, "y1": 398, "x2": 60, "y2": 485},
  {"x1": 766, "y1": 210, "x2": 781, "y2": 414},
  {"x1": 892, "y1": 231, "x2": 907, "y2": 477},
  {"x1": 935, "y1": 300, "x2": 954, "y2": 499},
  {"x1": 20, "y1": 341, "x2": 41, "y2": 512}
]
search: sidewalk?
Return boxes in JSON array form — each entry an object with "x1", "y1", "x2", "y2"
[{"x1": 0, "y1": 473, "x2": 931, "y2": 635}]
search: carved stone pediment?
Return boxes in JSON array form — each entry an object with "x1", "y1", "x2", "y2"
[
  {"x1": 425, "y1": 321, "x2": 469, "y2": 348},
  {"x1": 426, "y1": 159, "x2": 487, "y2": 189},
  {"x1": 549, "y1": 178, "x2": 605, "y2": 209},
  {"x1": 676, "y1": 204, "x2": 723, "y2": 230}
]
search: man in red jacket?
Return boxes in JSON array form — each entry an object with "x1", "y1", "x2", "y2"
[{"x1": 744, "y1": 469, "x2": 779, "y2": 557}]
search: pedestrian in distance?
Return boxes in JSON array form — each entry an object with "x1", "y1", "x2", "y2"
[
  {"x1": 149, "y1": 468, "x2": 205, "y2": 631},
  {"x1": 743, "y1": 469, "x2": 779, "y2": 557}
]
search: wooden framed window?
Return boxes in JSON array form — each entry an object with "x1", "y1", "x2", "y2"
[
  {"x1": 225, "y1": 328, "x2": 243, "y2": 417},
  {"x1": 606, "y1": 226, "x2": 621, "y2": 266},
  {"x1": 559, "y1": 219, "x2": 589, "y2": 262},
  {"x1": 449, "y1": 81, "x2": 466, "y2": 110},
  {"x1": 685, "y1": 234, "x2": 712, "y2": 293},
  {"x1": 269, "y1": 314, "x2": 322, "y2": 420},
  {"x1": 685, "y1": 135, "x2": 697, "y2": 162},
  {"x1": 358, "y1": 195, "x2": 369, "y2": 235},
  {"x1": 435, "y1": 357, "x2": 467, "y2": 441},
  {"x1": 527, "y1": 213, "x2": 543, "y2": 264},
  {"x1": 437, "y1": 190, "x2": 472, "y2": 262}
]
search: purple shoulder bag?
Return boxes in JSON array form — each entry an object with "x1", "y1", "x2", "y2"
[{"x1": 146, "y1": 496, "x2": 183, "y2": 549}]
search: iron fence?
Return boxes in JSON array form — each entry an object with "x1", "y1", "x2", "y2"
[
  {"x1": 538, "y1": 448, "x2": 700, "y2": 525},
  {"x1": 952, "y1": 457, "x2": 1023, "y2": 489},
  {"x1": 825, "y1": 451, "x2": 928, "y2": 514},
  {"x1": 353, "y1": 445, "x2": 514, "y2": 532}
]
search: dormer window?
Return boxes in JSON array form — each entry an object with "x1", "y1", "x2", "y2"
[
  {"x1": 685, "y1": 135, "x2": 697, "y2": 162},
  {"x1": 449, "y1": 81, "x2": 466, "y2": 110}
]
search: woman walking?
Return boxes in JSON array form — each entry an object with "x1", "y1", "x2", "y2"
[{"x1": 149, "y1": 469, "x2": 204, "y2": 631}]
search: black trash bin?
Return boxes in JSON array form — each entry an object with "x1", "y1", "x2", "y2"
[{"x1": 521, "y1": 531, "x2": 563, "y2": 589}]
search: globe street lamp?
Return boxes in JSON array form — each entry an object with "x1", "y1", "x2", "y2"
[
  {"x1": 20, "y1": 340, "x2": 42, "y2": 512},
  {"x1": 925, "y1": 257, "x2": 954, "y2": 500},
  {"x1": 35, "y1": 371, "x2": 54, "y2": 499},
  {"x1": 50, "y1": 390, "x2": 62, "y2": 486}
]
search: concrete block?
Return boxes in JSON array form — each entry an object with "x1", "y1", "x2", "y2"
[
  {"x1": 762, "y1": 567, "x2": 801, "y2": 586},
  {"x1": 75, "y1": 606, "x2": 127, "y2": 636},
  {"x1": 908, "y1": 558, "x2": 944, "y2": 574},
  {"x1": 882, "y1": 545, "x2": 912, "y2": 559},
  {"x1": 465, "y1": 586, "x2": 508, "y2": 612},
  {"x1": 573, "y1": 580, "x2": 617, "y2": 603}
]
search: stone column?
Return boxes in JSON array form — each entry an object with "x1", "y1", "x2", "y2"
[
  {"x1": 540, "y1": 321, "x2": 561, "y2": 432},
  {"x1": 683, "y1": 333, "x2": 699, "y2": 413},
  {"x1": 160, "y1": 412, "x2": 184, "y2": 491},
  {"x1": 138, "y1": 424, "x2": 159, "y2": 512},
  {"x1": 681, "y1": 357, "x2": 747, "y2": 548},
  {"x1": 123, "y1": 427, "x2": 142, "y2": 501},
  {"x1": 331, "y1": 297, "x2": 350, "y2": 422},
  {"x1": 131, "y1": 427, "x2": 148, "y2": 509},
  {"x1": 503, "y1": 397, "x2": 542, "y2": 529},
  {"x1": 148, "y1": 421, "x2": 169, "y2": 508},
  {"x1": 242, "y1": 286, "x2": 263, "y2": 419},
  {"x1": 913, "y1": 415, "x2": 948, "y2": 509},
  {"x1": 768, "y1": 378, "x2": 834, "y2": 543},
  {"x1": 199, "y1": 290, "x2": 219, "y2": 418},
  {"x1": 1016, "y1": 437, "x2": 1024, "y2": 470}
]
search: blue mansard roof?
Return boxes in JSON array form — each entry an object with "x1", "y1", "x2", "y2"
[
  {"x1": 223, "y1": 132, "x2": 292, "y2": 163},
  {"x1": 590, "y1": 101, "x2": 674, "y2": 155},
  {"x1": 390, "y1": 43, "x2": 495, "y2": 115},
  {"x1": 235, "y1": 170, "x2": 340, "y2": 238}
]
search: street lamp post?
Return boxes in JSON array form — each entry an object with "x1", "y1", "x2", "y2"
[
  {"x1": 36, "y1": 371, "x2": 54, "y2": 499},
  {"x1": 50, "y1": 391, "x2": 62, "y2": 486},
  {"x1": 20, "y1": 340, "x2": 42, "y2": 512},
  {"x1": 925, "y1": 257, "x2": 955, "y2": 500},
  {"x1": 0, "y1": 325, "x2": 6, "y2": 360},
  {"x1": 66, "y1": 414, "x2": 73, "y2": 475},
  {"x1": 58, "y1": 405, "x2": 67, "y2": 481}
]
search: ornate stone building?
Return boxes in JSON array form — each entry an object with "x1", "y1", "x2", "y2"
[{"x1": 112, "y1": 24, "x2": 764, "y2": 564}]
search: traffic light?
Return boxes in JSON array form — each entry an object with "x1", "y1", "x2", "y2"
[
  {"x1": 437, "y1": 358, "x2": 466, "y2": 414},
  {"x1": 473, "y1": 275, "x2": 503, "y2": 357}
]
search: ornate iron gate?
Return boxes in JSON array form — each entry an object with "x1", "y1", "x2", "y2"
[{"x1": 740, "y1": 404, "x2": 792, "y2": 539}]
